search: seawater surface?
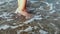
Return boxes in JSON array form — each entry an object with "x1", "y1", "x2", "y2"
[{"x1": 0, "y1": 0, "x2": 60, "y2": 34}]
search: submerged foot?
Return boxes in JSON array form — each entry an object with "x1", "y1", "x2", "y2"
[{"x1": 15, "y1": 8, "x2": 33, "y2": 19}]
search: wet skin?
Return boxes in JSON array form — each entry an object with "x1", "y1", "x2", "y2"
[{"x1": 17, "y1": 0, "x2": 32, "y2": 19}]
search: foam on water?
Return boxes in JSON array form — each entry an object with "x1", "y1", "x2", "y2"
[
  {"x1": 39, "y1": 1, "x2": 54, "y2": 11},
  {"x1": 0, "y1": 12, "x2": 14, "y2": 21},
  {"x1": 0, "y1": 1, "x2": 5, "y2": 5},
  {"x1": 0, "y1": 12, "x2": 10, "y2": 18},
  {"x1": 39, "y1": 2, "x2": 50, "y2": 10},
  {"x1": 56, "y1": 2, "x2": 60, "y2": 4},
  {"x1": 17, "y1": 26, "x2": 33, "y2": 34},
  {"x1": 53, "y1": 18, "x2": 58, "y2": 21},
  {"x1": 39, "y1": 30, "x2": 48, "y2": 34},
  {"x1": 0, "y1": 0, "x2": 60, "y2": 34},
  {"x1": 50, "y1": 23, "x2": 56, "y2": 27},
  {"x1": 40, "y1": 1, "x2": 50, "y2": 6},
  {"x1": 29, "y1": 0, "x2": 38, "y2": 3},
  {"x1": 34, "y1": 26, "x2": 38, "y2": 29},
  {"x1": 0, "y1": 24, "x2": 24, "y2": 30},
  {"x1": 49, "y1": 3, "x2": 53, "y2": 10},
  {"x1": 24, "y1": 26, "x2": 33, "y2": 32},
  {"x1": 24, "y1": 15, "x2": 42, "y2": 24},
  {"x1": 49, "y1": 10, "x2": 56, "y2": 14},
  {"x1": 6, "y1": 19, "x2": 14, "y2": 21},
  {"x1": 17, "y1": 30, "x2": 23, "y2": 34},
  {"x1": 10, "y1": 26, "x2": 18, "y2": 29},
  {"x1": 0, "y1": 25, "x2": 10, "y2": 30}
]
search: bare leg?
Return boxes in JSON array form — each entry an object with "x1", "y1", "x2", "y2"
[{"x1": 17, "y1": 0, "x2": 32, "y2": 19}]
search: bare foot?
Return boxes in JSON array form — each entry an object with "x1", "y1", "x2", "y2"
[
  {"x1": 20, "y1": 10, "x2": 33, "y2": 19},
  {"x1": 15, "y1": 8, "x2": 33, "y2": 19}
]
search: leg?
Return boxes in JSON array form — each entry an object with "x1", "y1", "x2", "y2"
[
  {"x1": 18, "y1": 0, "x2": 26, "y2": 11},
  {"x1": 17, "y1": 0, "x2": 32, "y2": 19}
]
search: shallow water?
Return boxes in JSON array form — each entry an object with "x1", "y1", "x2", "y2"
[{"x1": 0, "y1": 0, "x2": 60, "y2": 34}]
